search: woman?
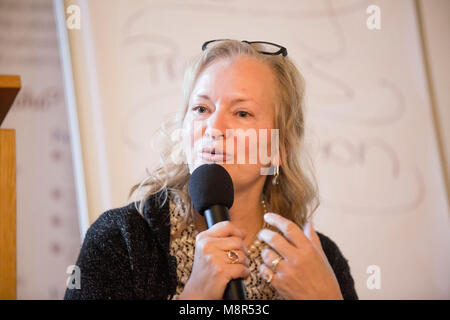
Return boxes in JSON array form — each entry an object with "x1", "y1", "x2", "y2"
[{"x1": 64, "y1": 39, "x2": 358, "y2": 300}]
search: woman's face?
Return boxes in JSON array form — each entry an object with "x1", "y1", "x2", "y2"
[{"x1": 182, "y1": 56, "x2": 279, "y2": 193}]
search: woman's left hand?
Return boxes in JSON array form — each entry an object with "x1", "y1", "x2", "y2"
[{"x1": 257, "y1": 213, "x2": 343, "y2": 300}]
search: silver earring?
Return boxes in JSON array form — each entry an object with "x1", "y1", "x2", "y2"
[{"x1": 272, "y1": 165, "x2": 279, "y2": 185}]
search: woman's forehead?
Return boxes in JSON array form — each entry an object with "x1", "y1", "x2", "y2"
[{"x1": 192, "y1": 56, "x2": 277, "y2": 103}]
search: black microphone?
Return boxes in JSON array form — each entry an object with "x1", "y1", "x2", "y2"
[{"x1": 188, "y1": 163, "x2": 247, "y2": 300}]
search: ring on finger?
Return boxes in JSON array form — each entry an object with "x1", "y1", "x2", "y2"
[
  {"x1": 271, "y1": 257, "x2": 282, "y2": 273},
  {"x1": 226, "y1": 250, "x2": 240, "y2": 264},
  {"x1": 264, "y1": 271, "x2": 274, "y2": 284}
]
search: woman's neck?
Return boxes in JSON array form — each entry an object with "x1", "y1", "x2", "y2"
[{"x1": 228, "y1": 190, "x2": 265, "y2": 247}]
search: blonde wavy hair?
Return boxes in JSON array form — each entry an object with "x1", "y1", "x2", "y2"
[{"x1": 129, "y1": 39, "x2": 319, "y2": 228}]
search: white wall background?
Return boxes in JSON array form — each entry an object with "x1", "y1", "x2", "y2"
[
  {"x1": 0, "y1": 0, "x2": 81, "y2": 299},
  {"x1": 63, "y1": 0, "x2": 450, "y2": 299}
]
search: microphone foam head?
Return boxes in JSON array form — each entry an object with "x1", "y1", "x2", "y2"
[{"x1": 188, "y1": 164, "x2": 234, "y2": 215}]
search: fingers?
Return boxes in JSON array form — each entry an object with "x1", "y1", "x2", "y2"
[
  {"x1": 263, "y1": 213, "x2": 309, "y2": 248},
  {"x1": 203, "y1": 221, "x2": 247, "y2": 240},
  {"x1": 196, "y1": 221, "x2": 249, "y2": 264},
  {"x1": 257, "y1": 228, "x2": 296, "y2": 261},
  {"x1": 224, "y1": 249, "x2": 250, "y2": 267},
  {"x1": 195, "y1": 224, "x2": 250, "y2": 269},
  {"x1": 308, "y1": 221, "x2": 324, "y2": 251},
  {"x1": 202, "y1": 248, "x2": 250, "y2": 281},
  {"x1": 306, "y1": 221, "x2": 329, "y2": 262},
  {"x1": 188, "y1": 222, "x2": 250, "y2": 299},
  {"x1": 261, "y1": 248, "x2": 284, "y2": 273},
  {"x1": 201, "y1": 236, "x2": 248, "y2": 253},
  {"x1": 224, "y1": 263, "x2": 250, "y2": 282},
  {"x1": 259, "y1": 263, "x2": 277, "y2": 286}
]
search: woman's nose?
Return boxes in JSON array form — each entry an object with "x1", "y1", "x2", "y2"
[{"x1": 204, "y1": 108, "x2": 228, "y2": 139}]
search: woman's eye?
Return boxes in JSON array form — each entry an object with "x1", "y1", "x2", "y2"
[
  {"x1": 237, "y1": 111, "x2": 250, "y2": 118},
  {"x1": 193, "y1": 106, "x2": 207, "y2": 114}
]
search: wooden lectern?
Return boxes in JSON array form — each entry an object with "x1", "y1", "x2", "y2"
[{"x1": 0, "y1": 75, "x2": 20, "y2": 300}]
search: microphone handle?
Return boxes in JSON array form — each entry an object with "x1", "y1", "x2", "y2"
[
  {"x1": 223, "y1": 279, "x2": 247, "y2": 300},
  {"x1": 204, "y1": 205, "x2": 248, "y2": 300}
]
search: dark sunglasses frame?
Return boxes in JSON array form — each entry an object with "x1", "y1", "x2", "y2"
[{"x1": 202, "y1": 39, "x2": 288, "y2": 57}]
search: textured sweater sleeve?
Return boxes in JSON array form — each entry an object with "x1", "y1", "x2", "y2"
[
  {"x1": 317, "y1": 232, "x2": 358, "y2": 300},
  {"x1": 64, "y1": 210, "x2": 135, "y2": 300}
]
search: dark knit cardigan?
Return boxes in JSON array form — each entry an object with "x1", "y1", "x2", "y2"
[{"x1": 64, "y1": 192, "x2": 358, "y2": 300}]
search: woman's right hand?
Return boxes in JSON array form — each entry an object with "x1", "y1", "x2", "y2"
[{"x1": 179, "y1": 221, "x2": 250, "y2": 299}]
